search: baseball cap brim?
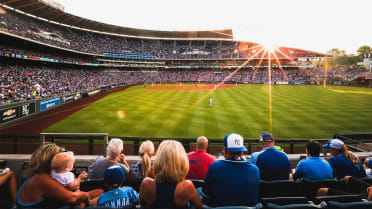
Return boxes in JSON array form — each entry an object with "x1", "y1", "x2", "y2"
[{"x1": 226, "y1": 146, "x2": 247, "y2": 152}]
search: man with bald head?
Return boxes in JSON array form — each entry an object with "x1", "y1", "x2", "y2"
[{"x1": 186, "y1": 136, "x2": 216, "y2": 180}]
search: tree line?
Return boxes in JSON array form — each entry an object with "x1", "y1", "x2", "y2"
[{"x1": 316, "y1": 45, "x2": 372, "y2": 67}]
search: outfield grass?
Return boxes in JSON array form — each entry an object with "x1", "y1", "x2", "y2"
[{"x1": 44, "y1": 85, "x2": 372, "y2": 139}]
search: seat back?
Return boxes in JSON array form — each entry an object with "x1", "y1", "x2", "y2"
[
  {"x1": 266, "y1": 202, "x2": 327, "y2": 209},
  {"x1": 260, "y1": 180, "x2": 303, "y2": 197},
  {"x1": 314, "y1": 194, "x2": 362, "y2": 204},
  {"x1": 327, "y1": 201, "x2": 372, "y2": 209},
  {"x1": 302, "y1": 179, "x2": 345, "y2": 198},
  {"x1": 261, "y1": 197, "x2": 309, "y2": 206}
]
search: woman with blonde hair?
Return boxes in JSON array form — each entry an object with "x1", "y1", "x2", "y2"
[
  {"x1": 323, "y1": 139, "x2": 366, "y2": 179},
  {"x1": 139, "y1": 140, "x2": 202, "y2": 209},
  {"x1": 131, "y1": 140, "x2": 155, "y2": 180},
  {"x1": 16, "y1": 144, "x2": 92, "y2": 208}
]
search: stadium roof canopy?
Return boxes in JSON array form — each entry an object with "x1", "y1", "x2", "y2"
[{"x1": 0, "y1": 0, "x2": 233, "y2": 39}]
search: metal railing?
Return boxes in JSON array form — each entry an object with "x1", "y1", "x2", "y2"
[
  {"x1": 39, "y1": 133, "x2": 109, "y2": 156},
  {"x1": 1, "y1": 133, "x2": 372, "y2": 155}
]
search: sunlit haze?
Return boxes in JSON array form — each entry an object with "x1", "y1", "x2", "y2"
[{"x1": 55, "y1": 0, "x2": 372, "y2": 54}]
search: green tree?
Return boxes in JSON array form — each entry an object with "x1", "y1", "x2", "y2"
[{"x1": 357, "y1": 45, "x2": 372, "y2": 59}]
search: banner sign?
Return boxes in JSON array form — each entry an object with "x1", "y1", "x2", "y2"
[
  {"x1": 0, "y1": 102, "x2": 36, "y2": 124},
  {"x1": 40, "y1": 97, "x2": 60, "y2": 111},
  {"x1": 290, "y1": 81, "x2": 305, "y2": 85},
  {"x1": 62, "y1": 95, "x2": 78, "y2": 104}
]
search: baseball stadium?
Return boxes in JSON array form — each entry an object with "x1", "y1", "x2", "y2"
[{"x1": 0, "y1": 0, "x2": 372, "y2": 208}]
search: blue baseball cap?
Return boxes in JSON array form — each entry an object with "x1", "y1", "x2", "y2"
[
  {"x1": 323, "y1": 139, "x2": 344, "y2": 150},
  {"x1": 224, "y1": 133, "x2": 247, "y2": 152},
  {"x1": 103, "y1": 166, "x2": 125, "y2": 187},
  {"x1": 260, "y1": 132, "x2": 274, "y2": 142}
]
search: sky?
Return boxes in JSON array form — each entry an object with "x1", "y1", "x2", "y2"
[{"x1": 55, "y1": 0, "x2": 372, "y2": 54}]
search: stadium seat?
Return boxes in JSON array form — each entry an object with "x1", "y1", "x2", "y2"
[
  {"x1": 0, "y1": 184, "x2": 11, "y2": 209},
  {"x1": 265, "y1": 202, "x2": 327, "y2": 209},
  {"x1": 259, "y1": 180, "x2": 303, "y2": 197},
  {"x1": 202, "y1": 203, "x2": 263, "y2": 209},
  {"x1": 326, "y1": 200, "x2": 372, "y2": 209},
  {"x1": 313, "y1": 194, "x2": 363, "y2": 204},
  {"x1": 80, "y1": 180, "x2": 106, "y2": 192},
  {"x1": 260, "y1": 197, "x2": 309, "y2": 206},
  {"x1": 359, "y1": 177, "x2": 372, "y2": 185},
  {"x1": 191, "y1": 179, "x2": 204, "y2": 188},
  {"x1": 302, "y1": 179, "x2": 346, "y2": 198}
]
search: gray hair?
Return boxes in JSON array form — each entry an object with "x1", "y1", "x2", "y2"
[{"x1": 107, "y1": 138, "x2": 123, "y2": 159}]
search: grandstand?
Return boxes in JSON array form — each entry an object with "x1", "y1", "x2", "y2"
[{"x1": 0, "y1": 0, "x2": 372, "y2": 208}]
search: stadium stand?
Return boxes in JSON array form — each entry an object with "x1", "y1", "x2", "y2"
[{"x1": 0, "y1": 0, "x2": 372, "y2": 208}]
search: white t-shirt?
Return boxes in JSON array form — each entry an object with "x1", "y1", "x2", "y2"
[{"x1": 51, "y1": 171, "x2": 75, "y2": 186}]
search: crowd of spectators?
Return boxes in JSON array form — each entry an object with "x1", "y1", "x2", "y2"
[
  {"x1": 0, "y1": 8, "x2": 321, "y2": 59},
  {"x1": 3, "y1": 134, "x2": 372, "y2": 208},
  {"x1": 0, "y1": 61, "x2": 368, "y2": 104}
]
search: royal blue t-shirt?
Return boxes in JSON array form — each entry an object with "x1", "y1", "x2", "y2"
[
  {"x1": 329, "y1": 154, "x2": 366, "y2": 179},
  {"x1": 255, "y1": 147, "x2": 290, "y2": 180},
  {"x1": 293, "y1": 157, "x2": 333, "y2": 180},
  {"x1": 97, "y1": 186, "x2": 139, "y2": 208},
  {"x1": 202, "y1": 158, "x2": 260, "y2": 207}
]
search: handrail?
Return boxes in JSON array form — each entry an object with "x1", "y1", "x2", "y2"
[
  {"x1": 39, "y1": 133, "x2": 109, "y2": 156},
  {"x1": 1, "y1": 133, "x2": 372, "y2": 155}
]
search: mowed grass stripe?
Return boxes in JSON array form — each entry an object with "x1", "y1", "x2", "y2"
[{"x1": 45, "y1": 85, "x2": 372, "y2": 139}]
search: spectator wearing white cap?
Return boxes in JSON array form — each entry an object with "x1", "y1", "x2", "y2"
[
  {"x1": 250, "y1": 132, "x2": 290, "y2": 180},
  {"x1": 202, "y1": 133, "x2": 259, "y2": 207},
  {"x1": 323, "y1": 139, "x2": 366, "y2": 179}
]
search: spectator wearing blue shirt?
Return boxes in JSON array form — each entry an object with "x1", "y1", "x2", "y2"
[
  {"x1": 323, "y1": 139, "x2": 366, "y2": 179},
  {"x1": 250, "y1": 132, "x2": 290, "y2": 180},
  {"x1": 96, "y1": 166, "x2": 139, "y2": 208},
  {"x1": 293, "y1": 140, "x2": 333, "y2": 180},
  {"x1": 202, "y1": 133, "x2": 260, "y2": 207},
  {"x1": 363, "y1": 157, "x2": 372, "y2": 177}
]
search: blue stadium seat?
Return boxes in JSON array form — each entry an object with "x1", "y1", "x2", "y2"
[
  {"x1": 260, "y1": 180, "x2": 303, "y2": 197},
  {"x1": 327, "y1": 200, "x2": 372, "y2": 209},
  {"x1": 261, "y1": 197, "x2": 309, "y2": 206},
  {"x1": 265, "y1": 201, "x2": 327, "y2": 209}
]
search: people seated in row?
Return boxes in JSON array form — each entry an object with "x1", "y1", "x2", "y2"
[
  {"x1": 323, "y1": 139, "x2": 366, "y2": 179},
  {"x1": 16, "y1": 144, "x2": 92, "y2": 208},
  {"x1": 250, "y1": 132, "x2": 291, "y2": 180},
  {"x1": 139, "y1": 140, "x2": 202, "y2": 209},
  {"x1": 89, "y1": 138, "x2": 133, "y2": 181},
  {"x1": 202, "y1": 133, "x2": 260, "y2": 207},
  {"x1": 130, "y1": 140, "x2": 155, "y2": 180},
  {"x1": 185, "y1": 136, "x2": 216, "y2": 180},
  {"x1": 292, "y1": 140, "x2": 333, "y2": 180}
]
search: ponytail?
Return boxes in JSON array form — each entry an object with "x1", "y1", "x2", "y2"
[
  {"x1": 141, "y1": 153, "x2": 151, "y2": 177},
  {"x1": 342, "y1": 144, "x2": 360, "y2": 168}
]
